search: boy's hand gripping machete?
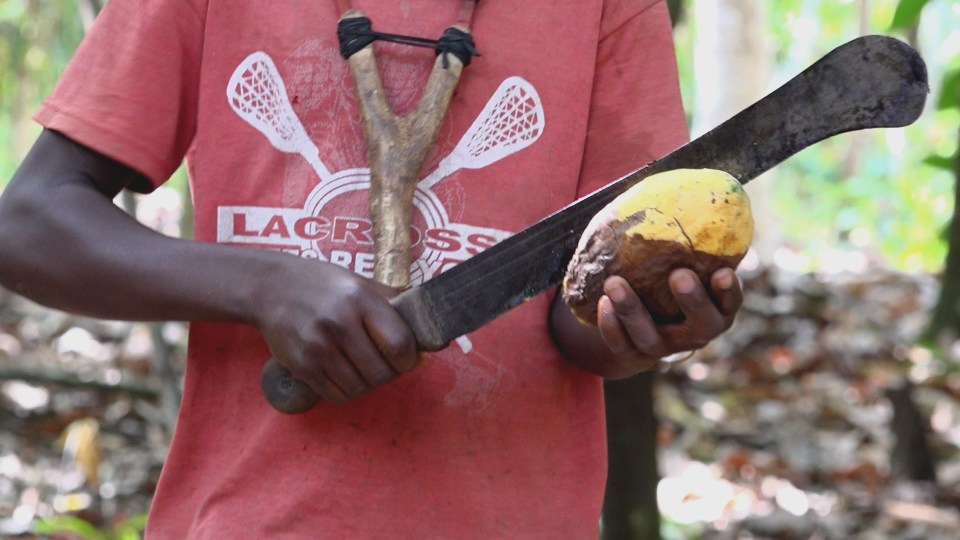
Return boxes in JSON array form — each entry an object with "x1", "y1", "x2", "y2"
[{"x1": 262, "y1": 35, "x2": 928, "y2": 414}]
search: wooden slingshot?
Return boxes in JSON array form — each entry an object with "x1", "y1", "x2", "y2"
[
  {"x1": 338, "y1": 0, "x2": 478, "y2": 288},
  {"x1": 261, "y1": 0, "x2": 479, "y2": 413}
]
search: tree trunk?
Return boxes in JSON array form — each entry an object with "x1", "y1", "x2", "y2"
[
  {"x1": 886, "y1": 379, "x2": 937, "y2": 482},
  {"x1": 925, "y1": 124, "x2": 960, "y2": 345},
  {"x1": 692, "y1": 0, "x2": 777, "y2": 264},
  {"x1": 76, "y1": 0, "x2": 104, "y2": 33},
  {"x1": 601, "y1": 373, "x2": 659, "y2": 540}
]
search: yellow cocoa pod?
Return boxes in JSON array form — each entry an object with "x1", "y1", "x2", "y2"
[{"x1": 562, "y1": 168, "x2": 754, "y2": 325}]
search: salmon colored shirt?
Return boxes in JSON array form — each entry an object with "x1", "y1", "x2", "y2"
[{"x1": 36, "y1": 0, "x2": 687, "y2": 537}]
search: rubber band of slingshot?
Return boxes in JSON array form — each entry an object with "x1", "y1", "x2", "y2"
[
  {"x1": 337, "y1": 17, "x2": 479, "y2": 68},
  {"x1": 436, "y1": 27, "x2": 479, "y2": 68}
]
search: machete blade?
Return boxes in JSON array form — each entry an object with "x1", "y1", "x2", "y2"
[
  {"x1": 262, "y1": 35, "x2": 928, "y2": 414},
  {"x1": 394, "y1": 34, "x2": 928, "y2": 350}
]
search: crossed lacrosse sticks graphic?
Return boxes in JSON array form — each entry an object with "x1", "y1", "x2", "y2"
[
  {"x1": 227, "y1": 51, "x2": 544, "y2": 356},
  {"x1": 228, "y1": 52, "x2": 545, "y2": 272}
]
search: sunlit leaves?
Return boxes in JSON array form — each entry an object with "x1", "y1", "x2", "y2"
[
  {"x1": 750, "y1": 0, "x2": 959, "y2": 272},
  {"x1": 889, "y1": 0, "x2": 932, "y2": 30},
  {"x1": 924, "y1": 153, "x2": 957, "y2": 170},
  {"x1": 0, "y1": 1, "x2": 29, "y2": 22},
  {"x1": 0, "y1": 0, "x2": 85, "y2": 181},
  {"x1": 941, "y1": 67, "x2": 960, "y2": 110}
]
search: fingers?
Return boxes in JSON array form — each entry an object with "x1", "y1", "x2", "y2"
[
  {"x1": 710, "y1": 267, "x2": 744, "y2": 324},
  {"x1": 320, "y1": 299, "x2": 418, "y2": 402},
  {"x1": 314, "y1": 355, "x2": 368, "y2": 404},
  {"x1": 667, "y1": 269, "x2": 727, "y2": 348},
  {"x1": 279, "y1": 349, "x2": 354, "y2": 404},
  {"x1": 361, "y1": 296, "x2": 419, "y2": 375},
  {"x1": 279, "y1": 329, "x2": 409, "y2": 405},
  {"x1": 599, "y1": 276, "x2": 666, "y2": 358},
  {"x1": 601, "y1": 268, "x2": 743, "y2": 361},
  {"x1": 268, "y1": 284, "x2": 419, "y2": 406}
]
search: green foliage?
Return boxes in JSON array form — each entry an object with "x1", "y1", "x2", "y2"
[
  {"x1": 0, "y1": 0, "x2": 86, "y2": 184},
  {"x1": 889, "y1": 0, "x2": 932, "y2": 30},
  {"x1": 773, "y1": 132, "x2": 955, "y2": 270},
  {"x1": 33, "y1": 513, "x2": 148, "y2": 540},
  {"x1": 924, "y1": 153, "x2": 957, "y2": 170},
  {"x1": 33, "y1": 516, "x2": 105, "y2": 540},
  {"x1": 940, "y1": 67, "x2": 960, "y2": 110},
  {"x1": 674, "y1": 0, "x2": 960, "y2": 272},
  {"x1": 660, "y1": 515, "x2": 704, "y2": 540}
]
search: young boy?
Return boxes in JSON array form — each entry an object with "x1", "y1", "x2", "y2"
[{"x1": 0, "y1": 1, "x2": 741, "y2": 536}]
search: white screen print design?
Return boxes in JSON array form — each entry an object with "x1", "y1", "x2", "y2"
[
  {"x1": 221, "y1": 52, "x2": 545, "y2": 352},
  {"x1": 226, "y1": 52, "x2": 335, "y2": 184}
]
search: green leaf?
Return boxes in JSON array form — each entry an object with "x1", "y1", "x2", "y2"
[
  {"x1": 33, "y1": 516, "x2": 108, "y2": 540},
  {"x1": 939, "y1": 69, "x2": 960, "y2": 111},
  {"x1": 114, "y1": 514, "x2": 149, "y2": 540},
  {"x1": 889, "y1": 0, "x2": 931, "y2": 31},
  {"x1": 923, "y1": 154, "x2": 957, "y2": 170},
  {"x1": 0, "y1": 0, "x2": 27, "y2": 22}
]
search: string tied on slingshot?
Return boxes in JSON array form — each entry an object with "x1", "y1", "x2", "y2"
[{"x1": 337, "y1": 17, "x2": 479, "y2": 68}]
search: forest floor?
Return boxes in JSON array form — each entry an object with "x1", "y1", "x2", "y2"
[
  {"x1": 1, "y1": 264, "x2": 959, "y2": 539},
  {"x1": 656, "y1": 265, "x2": 960, "y2": 539}
]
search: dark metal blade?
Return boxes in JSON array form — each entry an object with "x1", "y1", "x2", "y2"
[{"x1": 397, "y1": 35, "x2": 928, "y2": 350}]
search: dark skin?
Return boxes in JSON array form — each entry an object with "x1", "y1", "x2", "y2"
[{"x1": 0, "y1": 130, "x2": 742, "y2": 402}]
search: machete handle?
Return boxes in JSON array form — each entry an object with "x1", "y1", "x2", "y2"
[
  {"x1": 261, "y1": 360, "x2": 322, "y2": 414},
  {"x1": 261, "y1": 289, "x2": 445, "y2": 414}
]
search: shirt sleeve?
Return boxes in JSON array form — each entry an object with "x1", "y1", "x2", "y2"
[
  {"x1": 33, "y1": 0, "x2": 207, "y2": 192},
  {"x1": 576, "y1": 0, "x2": 689, "y2": 198}
]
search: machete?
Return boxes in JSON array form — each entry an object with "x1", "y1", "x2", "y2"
[{"x1": 262, "y1": 35, "x2": 928, "y2": 414}]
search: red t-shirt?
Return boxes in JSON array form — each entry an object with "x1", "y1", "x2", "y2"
[{"x1": 36, "y1": 0, "x2": 687, "y2": 537}]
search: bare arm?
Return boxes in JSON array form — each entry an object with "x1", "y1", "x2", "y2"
[
  {"x1": 0, "y1": 130, "x2": 418, "y2": 403},
  {"x1": 549, "y1": 268, "x2": 743, "y2": 379}
]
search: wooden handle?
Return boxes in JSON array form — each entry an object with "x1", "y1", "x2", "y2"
[
  {"x1": 261, "y1": 359, "x2": 321, "y2": 414},
  {"x1": 456, "y1": 0, "x2": 478, "y2": 29}
]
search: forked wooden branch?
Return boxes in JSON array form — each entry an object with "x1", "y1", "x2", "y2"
[
  {"x1": 341, "y1": 8, "x2": 469, "y2": 288},
  {"x1": 259, "y1": 3, "x2": 476, "y2": 415}
]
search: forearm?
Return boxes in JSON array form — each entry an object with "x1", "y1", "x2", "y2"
[
  {"x1": 0, "y1": 180, "x2": 281, "y2": 325},
  {"x1": 0, "y1": 132, "x2": 285, "y2": 325},
  {"x1": 0, "y1": 130, "x2": 420, "y2": 404}
]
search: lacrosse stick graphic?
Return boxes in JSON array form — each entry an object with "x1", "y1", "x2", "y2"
[
  {"x1": 227, "y1": 52, "x2": 334, "y2": 184},
  {"x1": 416, "y1": 76, "x2": 545, "y2": 276},
  {"x1": 420, "y1": 76, "x2": 545, "y2": 190}
]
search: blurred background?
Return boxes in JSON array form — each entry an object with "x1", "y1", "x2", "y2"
[{"x1": 1, "y1": 0, "x2": 959, "y2": 538}]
